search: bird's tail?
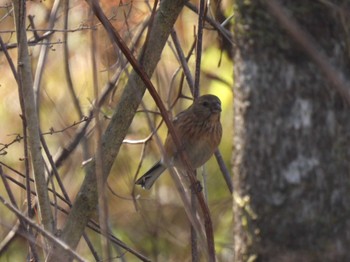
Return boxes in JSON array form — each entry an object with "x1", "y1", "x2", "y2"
[{"x1": 135, "y1": 161, "x2": 166, "y2": 189}]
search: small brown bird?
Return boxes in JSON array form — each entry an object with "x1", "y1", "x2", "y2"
[{"x1": 135, "y1": 94, "x2": 222, "y2": 189}]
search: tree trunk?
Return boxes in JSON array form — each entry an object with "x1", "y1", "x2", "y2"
[{"x1": 233, "y1": 1, "x2": 350, "y2": 261}]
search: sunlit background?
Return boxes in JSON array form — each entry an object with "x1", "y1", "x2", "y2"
[{"x1": 0, "y1": 0, "x2": 233, "y2": 261}]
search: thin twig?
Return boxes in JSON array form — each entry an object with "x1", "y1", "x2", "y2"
[
  {"x1": 33, "y1": 0, "x2": 62, "y2": 112},
  {"x1": 194, "y1": 0, "x2": 206, "y2": 99},
  {"x1": 0, "y1": 31, "x2": 56, "y2": 50},
  {"x1": 170, "y1": 30, "x2": 195, "y2": 91},
  {"x1": 63, "y1": 0, "x2": 84, "y2": 119},
  {"x1": 89, "y1": 6, "x2": 112, "y2": 260},
  {"x1": 0, "y1": 26, "x2": 93, "y2": 34},
  {"x1": 191, "y1": 0, "x2": 207, "y2": 259},
  {"x1": 191, "y1": 183, "x2": 199, "y2": 262},
  {"x1": 0, "y1": 166, "x2": 39, "y2": 260},
  {"x1": 0, "y1": 220, "x2": 20, "y2": 254},
  {"x1": 52, "y1": 54, "x2": 129, "y2": 170},
  {"x1": 0, "y1": 36, "x2": 18, "y2": 82},
  {"x1": 215, "y1": 150, "x2": 233, "y2": 194},
  {"x1": 40, "y1": 129, "x2": 101, "y2": 260},
  {"x1": 185, "y1": 2, "x2": 234, "y2": 47},
  {"x1": 0, "y1": 194, "x2": 87, "y2": 262},
  {"x1": 1, "y1": 166, "x2": 150, "y2": 261}
]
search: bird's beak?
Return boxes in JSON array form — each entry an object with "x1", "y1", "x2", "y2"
[{"x1": 212, "y1": 102, "x2": 222, "y2": 113}]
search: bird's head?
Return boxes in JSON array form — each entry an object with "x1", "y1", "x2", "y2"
[{"x1": 191, "y1": 94, "x2": 222, "y2": 120}]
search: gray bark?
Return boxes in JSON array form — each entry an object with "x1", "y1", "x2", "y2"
[
  {"x1": 233, "y1": 1, "x2": 350, "y2": 261},
  {"x1": 13, "y1": 0, "x2": 54, "y2": 234}
]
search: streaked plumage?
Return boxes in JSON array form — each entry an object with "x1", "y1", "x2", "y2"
[{"x1": 135, "y1": 94, "x2": 222, "y2": 189}]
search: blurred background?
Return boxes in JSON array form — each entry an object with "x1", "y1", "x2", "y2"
[{"x1": 0, "y1": 0, "x2": 234, "y2": 261}]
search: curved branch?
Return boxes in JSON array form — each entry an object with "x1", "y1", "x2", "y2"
[{"x1": 48, "y1": 0, "x2": 189, "y2": 261}]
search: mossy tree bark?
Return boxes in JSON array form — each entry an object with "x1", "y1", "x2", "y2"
[{"x1": 233, "y1": 1, "x2": 350, "y2": 261}]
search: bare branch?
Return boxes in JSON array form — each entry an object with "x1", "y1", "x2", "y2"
[
  {"x1": 13, "y1": 0, "x2": 54, "y2": 236},
  {"x1": 1, "y1": 161, "x2": 150, "y2": 261},
  {"x1": 185, "y1": 2, "x2": 234, "y2": 47},
  {"x1": 0, "y1": 193, "x2": 87, "y2": 262},
  {"x1": 0, "y1": 166, "x2": 39, "y2": 260},
  {"x1": 33, "y1": 0, "x2": 61, "y2": 110},
  {"x1": 0, "y1": 36, "x2": 18, "y2": 82}
]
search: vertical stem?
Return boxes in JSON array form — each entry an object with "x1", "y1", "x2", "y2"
[
  {"x1": 13, "y1": 0, "x2": 54, "y2": 239},
  {"x1": 0, "y1": 35, "x2": 38, "y2": 260},
  {"x1": 194, "y1": 0, "x2": 206, "y2": 98},
  {"x1": 0, "y1": 166, "x2": 39, "y2": 261},
  {"x1": 194, "y1": 1, "x2": 209, "y2": 253},
  {"x1": 191, "y1": 180, "x2": 199, "y2": 262},
  {"x1": 89, "y1": 6, "x2": 111, "y2": 261},
  {"x1": 63, "y1": 0, "x2": 91, "y2": 162},
  {"x1": 193, "y1": 1, "x2": 217, "y2": 260},
  {"x1": 33, "y1": 0, "x2": 61, "y2": 111}
]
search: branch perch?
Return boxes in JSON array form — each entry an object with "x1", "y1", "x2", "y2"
[{"x1": 12, "y1": 0, "x2": 54, "y2": 235}]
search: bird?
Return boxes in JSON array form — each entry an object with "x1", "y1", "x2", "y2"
[{"x1": 135, "y1": 94, "x2": 222, "y2": 189}]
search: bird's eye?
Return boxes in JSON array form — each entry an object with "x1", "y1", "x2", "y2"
[{"x1": 202, "y1": 101, "x2": 209, "y2": 107}]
